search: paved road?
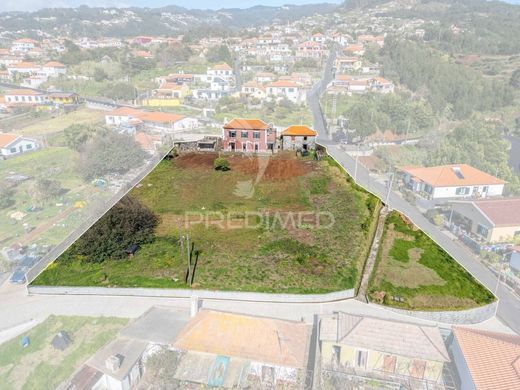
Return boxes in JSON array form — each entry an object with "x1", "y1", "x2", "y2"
[{"x1": 307, "y1": 51, "x2": 520, "y2": 334}]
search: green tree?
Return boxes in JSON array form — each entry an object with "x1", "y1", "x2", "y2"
[
  {"x1": 93, "y1": 67, "x2": 108, "y2": 82},
  {"x1": 63, "y1": 124, "x2": 96, "y2": 151},
  {"x1": 66, "y1": 195, "x2": 158, "y2": 263},
  {"x1": 0, "y1": 186, "x2": 15, "y2": 209},
  {"x1": 510, "y1": 69, "x2": 520, "y2": 89},
  {"x1": 206, "y1": 44, "x2": 232, "y2": 64},
  {"x1": 78, "y1": 132, "x2": 147, "y2": 181},
  {"x1": 32, "y1": 178, "x2": 63, "y2": 205}
]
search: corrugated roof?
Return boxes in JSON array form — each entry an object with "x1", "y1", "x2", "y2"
[
  {"x1": 400, "y1": 164, "x2": 506, "y2": 187},
  {"x1": 223, "y1": 118, "x2": 269, "y2": 130},
  {"x1": 320, "y1": 313, "x2": 449, "y2": 362},
  {"x1": 282, "y1": 125, "x2": 317, "y2": 136},
  {"x1": 453, "y1": 327, "x2": 520, "y2": 390},
  {"x1": 172, "y1": 310, "x2": 311, "y2": 368}
]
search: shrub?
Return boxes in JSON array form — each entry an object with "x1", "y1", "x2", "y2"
[{"x1": 214, "y1": 157, "x2": 230, "y2": 171}]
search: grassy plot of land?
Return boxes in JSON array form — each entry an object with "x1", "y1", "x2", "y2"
[
  {"x1": 15, "y1": 108, "x2": 106, "y2": 136},
  {"x1": 0, "y1": 315, "x2": 127, "y2": 390},
  {"x1": 34, "y1": 152, "x2": 380, "y2": 293},
  {"x1": 0, "y1": 147, "x2": 91, "y2": 246},
  {"x1": 368, "y1": 211, "x2": 495, "y2": 311}
]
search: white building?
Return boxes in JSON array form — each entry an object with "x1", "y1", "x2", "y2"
[
  {"x1": 11, "y1": 38, "x2": 38, "y2": 53},
  {"x1": 0, "y1": 133, "x2": 39, "y2": 158},
  {"x1": 4, "y1": 89, "x2": 48, "y2": 105},
  {"x1": 400, "y1": 164, "x2": 506, "y2": 201},
  {"x1": 266, "y1": 80, "x2": 306, "y2": 104}
]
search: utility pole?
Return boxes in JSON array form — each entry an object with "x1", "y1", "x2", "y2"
[
  {"x1": 354, "y1": 144, "x2": 359, "y2": 182},
  {"x1": 186, "y1": 234, "x2": 192, "y2": 286},
  {"x1": 385, "y1": 170, "x2": 394, "y2": 208}
]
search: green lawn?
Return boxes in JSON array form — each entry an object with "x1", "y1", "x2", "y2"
[
  {"x1": 17, "y1": 108, "x2": 106, "y2": 136},
  {"x1": 34, "y1": 152, "x2": 380, "y2": 293},
  {"x1": 0, "y1": 147, "x2": 88, "y2": 245},
  {"x1": 0, "y1": 315, "x2": 127, "y2": 390},
  {"x1": 368, "y1": 211, "x2": 495, "y2": 311}
]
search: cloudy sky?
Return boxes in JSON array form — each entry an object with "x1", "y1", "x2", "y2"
[{"x1": 1, "y1": 0, "x2": 343, "y2": 12}]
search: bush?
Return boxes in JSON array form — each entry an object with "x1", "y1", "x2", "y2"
[{"x1": 214, "y1": 157, "x2": 230, "y2": 171}]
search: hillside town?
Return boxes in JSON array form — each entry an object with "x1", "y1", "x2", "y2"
[{"x1": 1, "y1": 1, "x2": 520, "y2": 389}]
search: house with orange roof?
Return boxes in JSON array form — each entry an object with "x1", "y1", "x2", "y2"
[
  {"x1": 41, "y1": 61, "x2": 67, "y2": 77},
  {"x1": 334, "y1": 56, "x2": 362, "y2": 72},
  {"x1": 105, "y1": 107, "x2": 198, "y2": 134},
  {"x1": 400, "y1": 164, "x2": 506, "y2": 202},
  {"x1": 344, "y1": 44, "x2": 365, "y2": 56},
  {"x1": 171, "y1": 310, "x2": 311, "y2": 388},
  {"x1": 450, "y1": 327, "x2": 520, "y2": 390},
  {"x1": 6, "y1": 61, "x2": 40, "y2": 76},
  {"x1": 207, "y1": 63, "x2": 234, "y2": 80},
  {"x1": 371, "y1": 76, "x2": 394, "y2": 93},
  {"x1": 11, "y1": 38, "x2": 39, "y2": 53},
  {"x1": 142, "y1": 82, "x2": 190, "y2": 107},
  {"x1": 296, "y1": 40, "x2": 327, "y2": 59},
  {"x1": 266, "y1": 79, "x2": 306, "y2": 104},
  {"x1": 280, "y1": 125, "x2": 317, "y2": 151},
  {"x1": 0, "y1": 132, "x2": 39, "y2": 158},
  {"x1": 320, "y1": 312, "x2": 450, "y2": 388},
  {"x1": 4, "y1": 89, "x2": 48, "y2": 105},
  {"x1": 222, "y1": 118, "x2": 276, "y2": 153}
]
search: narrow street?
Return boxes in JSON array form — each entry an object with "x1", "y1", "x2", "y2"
[{"x1": 307, "y1": 51, "x2": 520, "y2": 334}]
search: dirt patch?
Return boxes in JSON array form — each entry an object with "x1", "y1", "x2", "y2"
[{"x1": 175, "y1": 153, "x2": 218, "y2": 169}]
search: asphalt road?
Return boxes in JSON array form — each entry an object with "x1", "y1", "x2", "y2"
[{"x1": 307, "y1": 51, "x2": 520, "y2": 334}]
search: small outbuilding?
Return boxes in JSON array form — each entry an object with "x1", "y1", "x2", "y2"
[{"x1": 280, "y1": 125, "x2": 317, "y2": 151}]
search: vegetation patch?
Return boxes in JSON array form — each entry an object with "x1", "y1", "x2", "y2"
[
  {"x1": 368, "y1": 211, "x2": 495, "y2": 310},
  {"x1": 0, "y1": 315, "x2": 127, "y2": 390},
  {"x1": 34, "y1": 152, "x2": 380, "y2": 293}
]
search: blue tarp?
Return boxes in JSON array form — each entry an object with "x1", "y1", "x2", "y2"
[{"x1": 207, "y1": 355, "x2": 230, "y2": 387}]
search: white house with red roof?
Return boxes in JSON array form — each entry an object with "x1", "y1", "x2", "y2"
[
  {"x1": 207, "y1": 63, "x2": 234, "y2": 80},
  {"x1": 4, "y1": 89, "x2": 48, "y2": 105},
  {"x1": 280, "y1": 125, "x2": 317, "y2": 151},
  {"x1": 0, "y1": 133, "x2": 39, "y2": 158},
  {"x1": 449, "y1": 198, "x2": 520, "y2": 242},
  {"x1": 11, "y1": 38, "x2": 38, "y2": 53},
  {"x1": 400, "y1": 164, "x2": 506, "y2": 201},
  {"x1": 6, "y1": 61, "x2": 41, "y2": 77},
  {"x1": 41, "y1": 61, "x2": 67, "y2": 77}
]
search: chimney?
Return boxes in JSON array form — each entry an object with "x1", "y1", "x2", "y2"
[{"x1": 105, "y1": 354, "x2": 124, "y2": 373}]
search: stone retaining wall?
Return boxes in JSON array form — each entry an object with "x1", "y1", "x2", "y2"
[
  {"x1": 368, "y1": 300, "x2": 498, "y2": 325},
  {"x1": 27, "y1": 285, "x2": 356, "y2": 304}
]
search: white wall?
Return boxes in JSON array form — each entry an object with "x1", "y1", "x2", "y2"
[
  {"x1": 0, "y1": 138, "x2": 38, "y2": 157},
  {"x1": 432, "y1": 184, "x2": 504, "y2": 199},
  {"x1": 450, "y1": 337, "x2": 476, "y2": 390}
]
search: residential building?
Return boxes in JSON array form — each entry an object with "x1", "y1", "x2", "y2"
[
  {"x1": 171, "y1": 310, "x2": 311, "y2": 388},
  {"x1": 11, "y1": 38, "x2": 38, "y2": 53},
  {"x1": 84, "y1": 338, "x2": 148, "y2": 390},
  {"x1": 320, "y1": 312, "x2": 450, "y2": 389},
  {"x1": 450, "y1": 327, "x2": 520, "y2": 390},
  {"x1": 296, "y1": 41, "x2": 326, "y2": 59},
  {"x1": 0, "y1": 133, "x2": 39, "y2": 158},
  {"x1": 207, "y1": 63, "x2": 234, "y2": 80},
  {"x1": 105, "y1": 107, "x2": 198, "y2": 133},
  {"x1": 41, "y1": 61, "x2": 67, "y2": 77},
  {"x1": 143, "y1": 82, "x2": 190, "y2": 107},
  {"x1": 6, "y1": 61, "x2": 40, "y2": 77},
  {"x1": 371, "y1": 77, "x2": 394, "y2": 93},
  {"x1": 4, "y1": 89, "x2": 48, "y2": 105},
  {"x1": 222, "y1": 118, "x2": 276, "y2": 153},
  {"x1": 240, "y1": 81, "x2": 267, "y2": 100},
  {"x1": 266, "y1": 80, "x2": 306, "y2": 104},
  {"x1": 280, "y1": 125, "x2": 317, "y2": 151},
  {"x1": 449, "y1": 198, "x2": 520, "y2": 243},
  {"x1": 400, "y1": 164, "x2": 505, "y2": 202},
  {"x1": 48, "y1": 92, "x2": 79, "y2": 105}
]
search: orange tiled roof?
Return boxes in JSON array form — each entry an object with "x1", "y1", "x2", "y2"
[
  {"x1": 43, "y1": 61, "x2": 66, "y2": 68},
  {"x1": 157, "y1": 82, "x2": 184, "y2": 90},
  {"x1": 223, "y1": 118, "x2": 269, "y2": 130},
  {"x1": 211, "y1": 63, "x2": 232, "y2": 71},
  {"x1": 400, "y1": 164, "x2": 506, "y2": 187},
  {"x1": 282, "y1": 125, "x2": 317, "y2": 137},
  {"x1": 453, "y1": 327, "x2": 520, "y2": 390},
  {"x1": 268, "y1": 80, "x2": 299, "y2": 88},
  {"x1": 137, "y1": 111, "x2": 184, "y2": 123},
  {"x1": 9, "y1": 61, "x2": 38, "y2": 69},
  {"x1": 6, "y1": 89, "x2": 44, "y2": 96},
  {"x1": 172, "y1": 310, "x2": 311, "y2": 368},
  {"x1": 0, "y1": 133, "x2": 20, "y2": 148}
]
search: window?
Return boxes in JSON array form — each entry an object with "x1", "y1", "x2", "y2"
[
  {"x1": 254, "y1": 143, "x2": 259, "y2": 152},
  {"x1": 482, "y1": 186, "x2": 488, "y2": 193},
  {"x1": 10, "y1": 147, "x2": 17, "y2": 153},
  {"x1": 410, "y1": 360, "x2": 426, "y2": 379},
  {"x1": 242, "y1": 143, "x2": 247, "y2": 151},
  {"x1": 303, "y1": 136, "x2": 308, "y2": 141},
  {"x1": 241, "y1": 131, "x2": 248, "y2": 138},
  {"x1": 228, "y1": 131, "x2": 236, "y2": 138},
  {"x1": 288, "y1": 88, "x2": 294, "y2": 92},
  {"x1": 455, "y1": 187, "x2": 470, "y2": 195},
  {"x1": 477, "y1": 224, "x2": 489, "y2": 237},
  {"x1": 355, "y1": 350, "x2": 368, "y2": 369},
  {"x1": 253, "y1": 131, "x2": 261, "y2": 139},
  {"x1": 332, "y1": 345, "x2": 341, "y2": 366},
  {"x1": 26, "y1": 144, "x2": 32, "y2": 150}
]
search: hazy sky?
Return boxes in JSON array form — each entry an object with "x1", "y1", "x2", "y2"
[{"x1": 1, "y1": 0, "x2": 343, "y2": 12}]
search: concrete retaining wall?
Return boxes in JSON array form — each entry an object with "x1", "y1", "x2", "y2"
[
  {"x1": 368, "y1": 301, "x2": 498, "y2": 325},
  {"x1": 27, "y1": 285, "x2": 356, "y2": 304}
]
